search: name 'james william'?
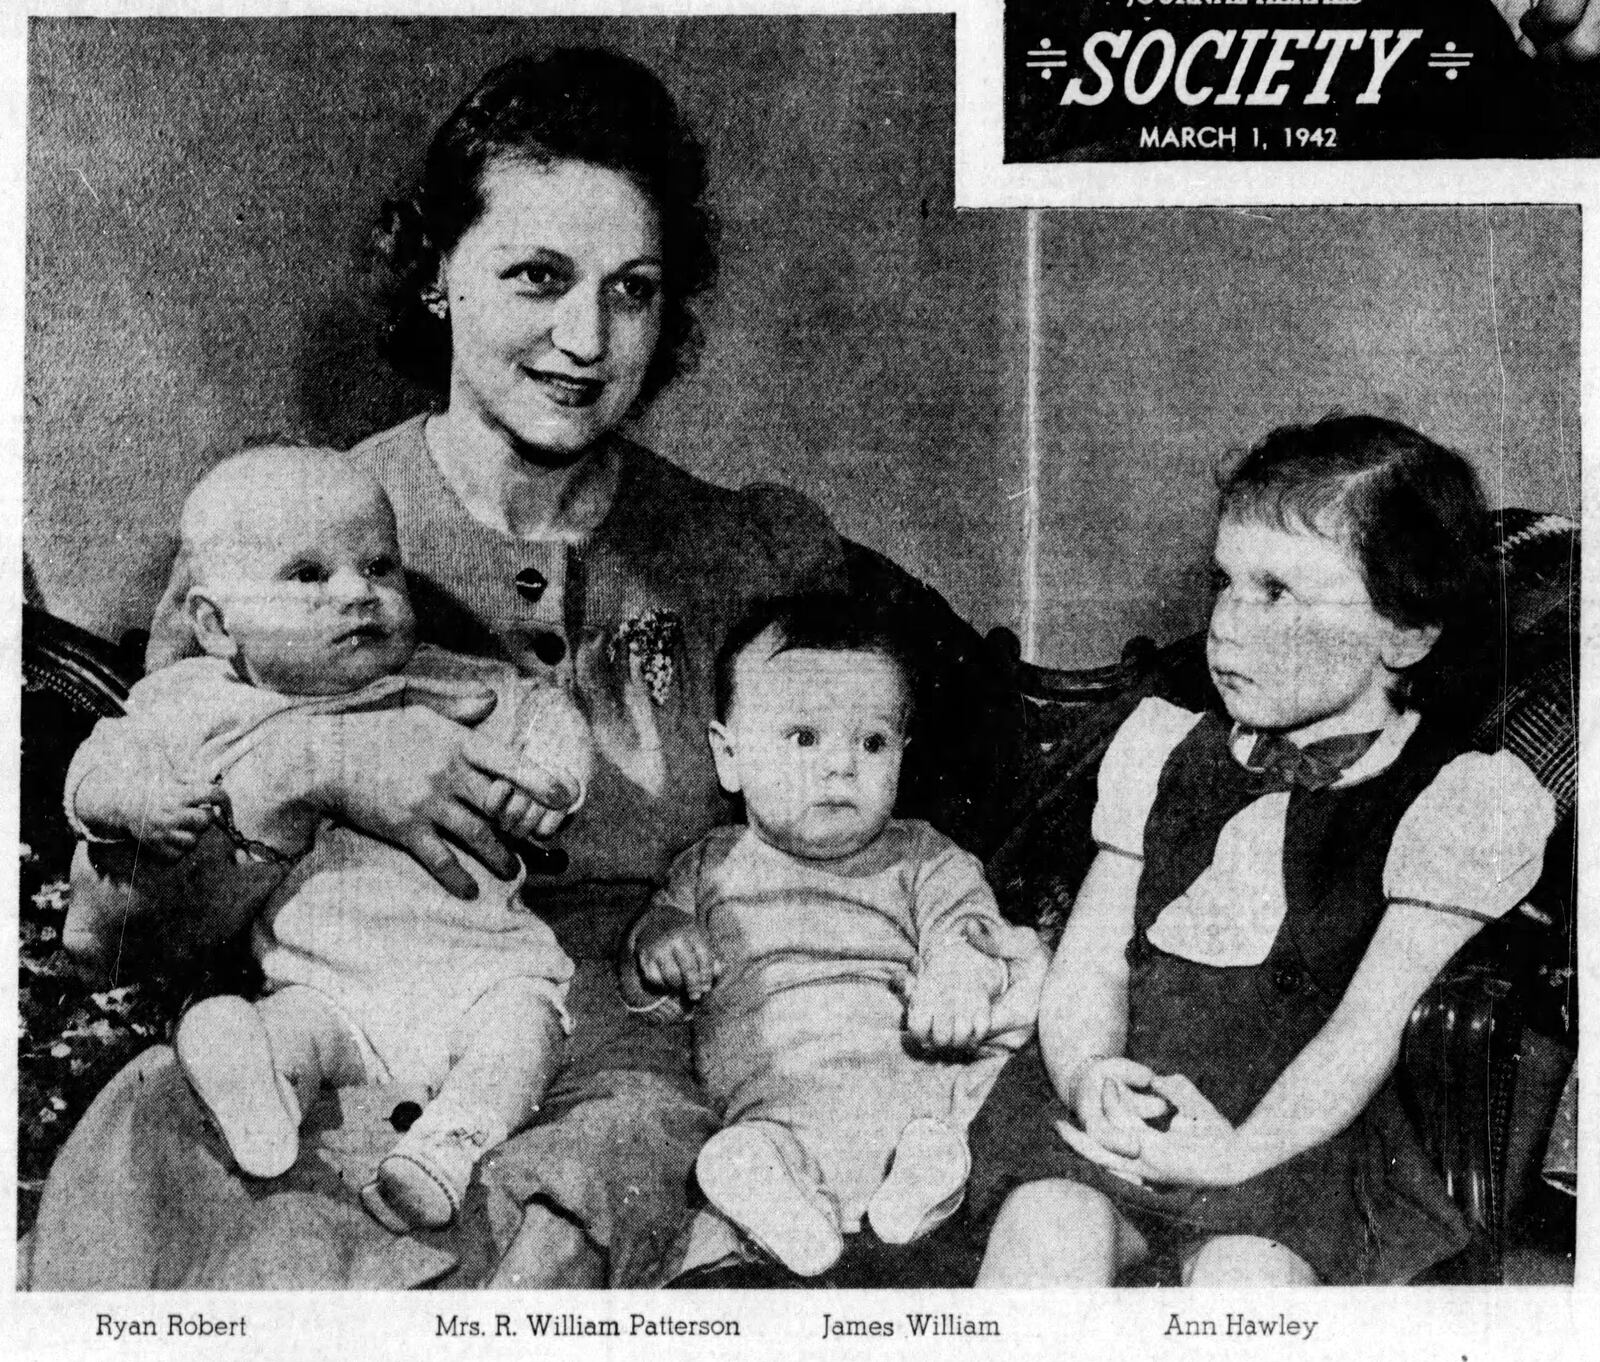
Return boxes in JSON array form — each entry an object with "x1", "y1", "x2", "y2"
[{"x1": 822, "y1": 1313, "x2": 1001, "y2": 1338}]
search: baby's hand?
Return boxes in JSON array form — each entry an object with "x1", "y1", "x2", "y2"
[
  {"x1": 501, "y1": 685, "x2": 596, "y2": 841},
  {"x1": 634, "y1": 914, "x2": 722, "y2": 1004},
  {"x1": 77, "y1": 754, "x2": 231, "y2": 861},
  {"x1": 905, "y1": 950, "x2": 999, "y2": 1054},
  {"x1": 138, "y1": 777, "x2": 231, "y2": 858}
]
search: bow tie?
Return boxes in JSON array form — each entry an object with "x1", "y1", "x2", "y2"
[{"x1": 1243, "y1": 729, "x2": 1383, "y2": 791}]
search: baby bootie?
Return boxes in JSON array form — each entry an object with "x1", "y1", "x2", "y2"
[
  {"x1": 866, "y1": 1117, "x2": 970, "y2": 1245},
  {"x1": 175, "y1": 995, "x2": 302, "y2": 1179},
  {"x1": 362, "y1": 1094, "x2": 507, "y2": 1232},
  {"x1": 695, "y1": 1124, "x2": 843, "y2": 1277}
]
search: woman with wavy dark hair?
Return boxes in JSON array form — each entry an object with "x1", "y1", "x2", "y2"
[{"x1": 32, "y1": 48, "x2": 925, "y2": 1289}]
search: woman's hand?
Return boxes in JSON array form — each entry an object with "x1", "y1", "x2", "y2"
[{"x1": 316, "y1": 703, "x2": 580, "y2": 898}]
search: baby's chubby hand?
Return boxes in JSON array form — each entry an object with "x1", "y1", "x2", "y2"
[
  {"x1": 904, "y1": 948, "x2": 1001, "y2": 1054},
  {"x1": 138, "y1": 776, "x2": 232, "y2": 858},
  {"x1": 633, "y1": 912, "x2": 723, "y2": 1004},
  {"x1": 498, "y1": 685, "x2": 597, "y2": 841},
  {"x1": 74, "y1": 743, "x2": 233, "y2": 861}
]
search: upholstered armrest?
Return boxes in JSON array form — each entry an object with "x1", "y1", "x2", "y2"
[
  {"x1": 1403, "y1": 957, "x2": 1521, "y2": 1283},
  {"x1": 21, "y1": 605, "x2": 141, "y2": 866},
  {"x1": 19, "y1": 606, "x2": 257, "y2": 1238}
]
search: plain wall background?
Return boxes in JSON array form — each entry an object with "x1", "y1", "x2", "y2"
[
  {"x1": 1032, "y1": 206, "x2": 1583, "y2": 665},
  {"x1": 25, "y1": 18, "x2": 1581, "y2": 668}
]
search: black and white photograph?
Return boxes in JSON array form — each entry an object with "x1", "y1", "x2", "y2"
[{"x1": 8, "y1": 5, "x2": 1588, "y2": 1357}]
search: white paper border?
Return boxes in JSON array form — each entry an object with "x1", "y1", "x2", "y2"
[{"x1": 3, "y1": 4, "x2": 1594, "y2": 1360}]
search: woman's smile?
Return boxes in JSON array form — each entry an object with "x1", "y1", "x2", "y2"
[{"x1": 521, "y1": 368, "x2": 608, "y2": 408}]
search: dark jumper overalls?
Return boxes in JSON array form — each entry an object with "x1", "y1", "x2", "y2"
[{"x1": 968, "y1": 714, "x2": 1470, "y2": 1284}]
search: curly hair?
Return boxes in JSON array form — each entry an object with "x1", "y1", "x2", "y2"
[
  {"x1": 1217, "y1": 413, "x2": 1495, "y2": 715},
  {"x1": 369, "y1": 48, "x2": 719, "y2": 409}
]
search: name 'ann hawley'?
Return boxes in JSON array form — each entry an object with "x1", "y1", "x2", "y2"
[{"x1": 1166, "y1": 1313, "x2": 1319, "y2": 1340}]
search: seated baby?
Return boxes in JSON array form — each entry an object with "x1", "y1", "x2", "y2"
[
  {"x1": 64, "y1": 446, "x2": 593, "y2": 1233},
  {"x1": 621, "y1": 594, "x2": 1039, "y2": 1276}
]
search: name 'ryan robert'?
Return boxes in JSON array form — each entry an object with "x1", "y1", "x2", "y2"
[{"x1": 95, "y1": 1314, "x2": 247, "y2": 1339}]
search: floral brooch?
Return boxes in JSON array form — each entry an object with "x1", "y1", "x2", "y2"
[{"x1": 610, "y1": 609, "x2": 684, "y2": 707}]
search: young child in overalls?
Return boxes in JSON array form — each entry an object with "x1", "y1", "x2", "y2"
[{"x1": 969, "y1": 415, "x2": 1556, "y2": 1286}]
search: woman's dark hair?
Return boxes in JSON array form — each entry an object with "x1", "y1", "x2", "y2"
[
  {"x1": 1217, "y1": 413, "x2": 1494, "y2": 713},
  {"x1": 714, "y1": 593, "x2": 917, "y2": 725},
  {"x1": 370, "y1": 48, "x2": 719, "y2": 408}
]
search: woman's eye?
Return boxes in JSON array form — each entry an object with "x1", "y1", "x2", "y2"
[
  {"x1": 1209, "y1": 568, "x2": 1230, "y2": 596},
  {"x1": 789, "y1": 729, "x2": 817, "y2": 749},
  {"x1": 509, "y1": 262, "x2": 568, "y2": 296},
  {"x1": 610, "y1": 274, "x2": 660, "y2": 311},
  {"x1": 1262, "y1": 580, "x2": 1289, "y2": 605}
]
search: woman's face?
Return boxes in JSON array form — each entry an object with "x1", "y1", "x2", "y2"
[{"x1": 439, "y1": 158, "x2": 664, "y2": 462}]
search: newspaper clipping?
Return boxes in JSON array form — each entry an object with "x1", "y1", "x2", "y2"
[{"x1": 6, "y1": 3, "x2": 1592, "y2": 1360}]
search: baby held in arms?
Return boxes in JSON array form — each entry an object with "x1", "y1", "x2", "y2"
[
  {"x1": 64, "y1": 447, "x2": 593, "y2": 1233},
  {"x1": 621, "y1": 595, "x2": 1043, "y2": 1277}
]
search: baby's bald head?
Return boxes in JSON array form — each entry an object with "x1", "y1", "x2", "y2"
[
  {"x1": 181, "y1": 446, "x2": 393, "y2": 585},
  {"x1": 180, "y1": 446, "x2": 417, "y2": 695}
]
